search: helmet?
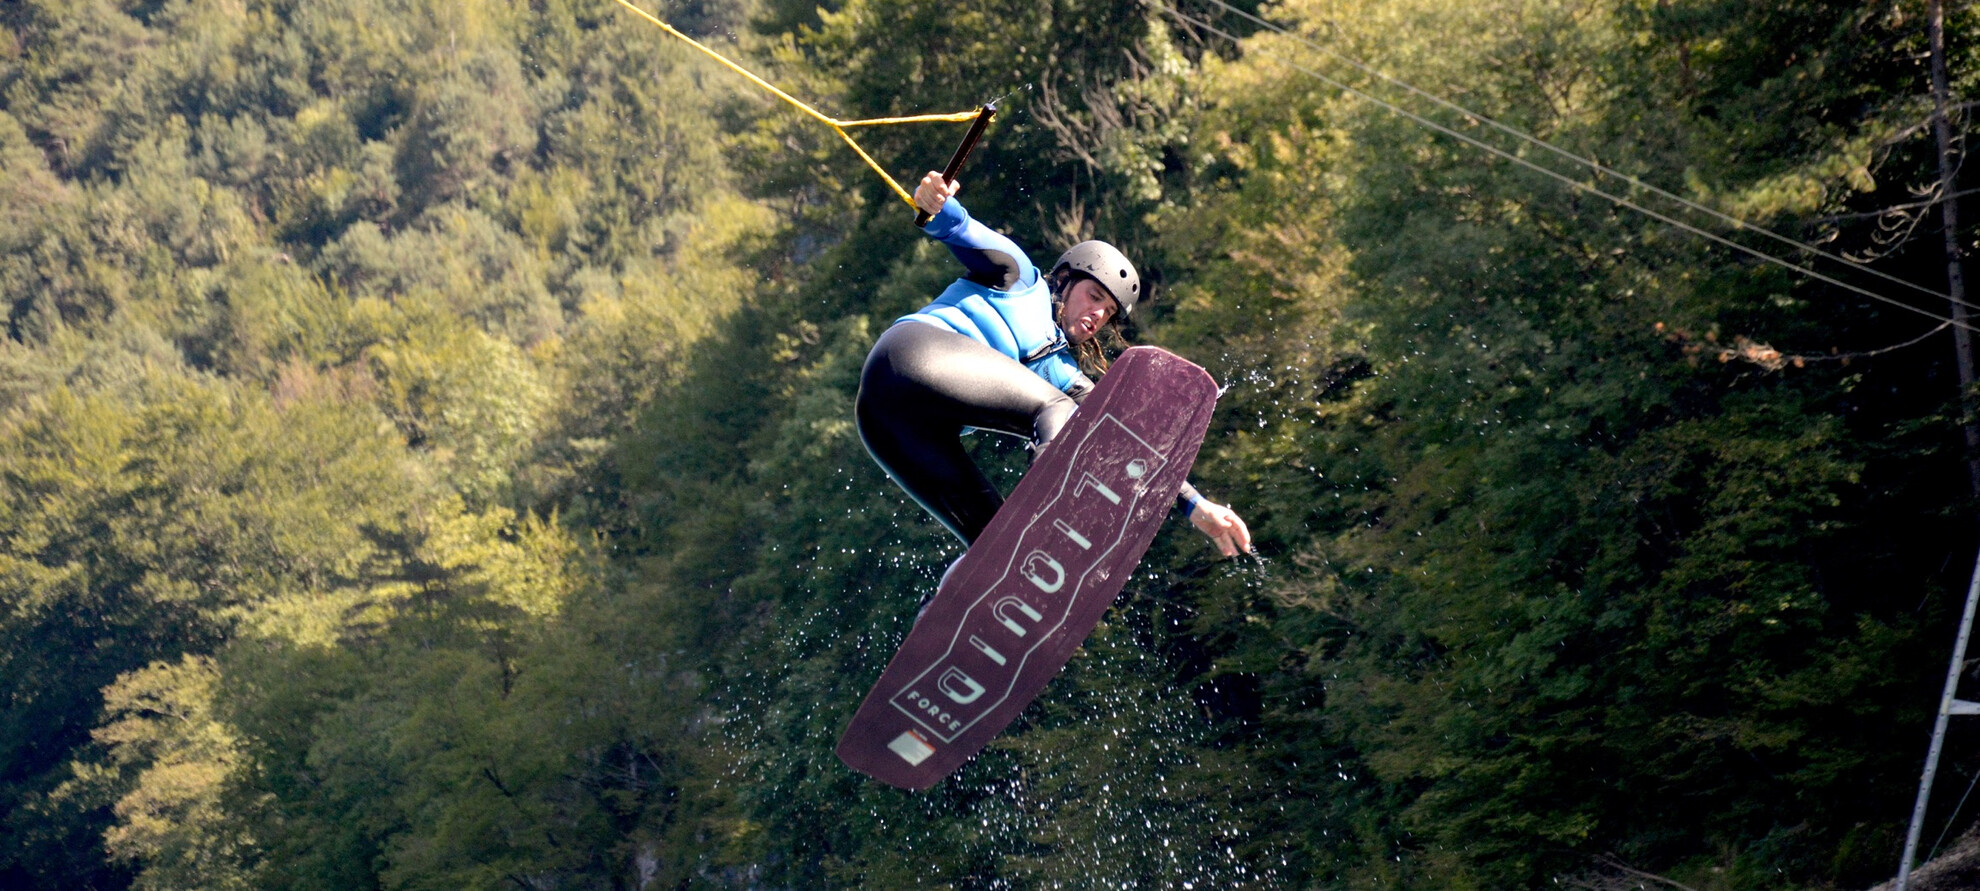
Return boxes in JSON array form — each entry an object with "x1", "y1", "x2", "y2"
[{"x1": 1051, "y1": 240, "x2": 1141, "y2": 317}]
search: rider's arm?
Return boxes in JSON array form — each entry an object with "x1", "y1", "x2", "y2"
[
  {"x1": 1063, "y1": 377, "x2": 1249, "y2": 555},
  {"x1": 915, "y1": 173, "x2": 1036, "y2": 291}
]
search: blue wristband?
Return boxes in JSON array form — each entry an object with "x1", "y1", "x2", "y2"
[{"x1": 1184, "y1": 493, "x2": 1203, "y2": 517}]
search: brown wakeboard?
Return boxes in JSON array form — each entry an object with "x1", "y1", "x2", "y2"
[{"x1": 835, "y1": 346, "x2": 1219, "y2": 789}]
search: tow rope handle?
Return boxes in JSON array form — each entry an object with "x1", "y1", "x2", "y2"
[{"x1": 914, "y1": 103, "x2": 998, "y2": 228}]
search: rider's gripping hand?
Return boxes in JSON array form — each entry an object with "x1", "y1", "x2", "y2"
[{"x1": 914, "y1": 170, "x2": 961, "y2": 218}]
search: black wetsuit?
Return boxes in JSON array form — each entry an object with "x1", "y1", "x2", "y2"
[{"x1": 858, "y1": 321, "x2": 1079, "y2": 544}]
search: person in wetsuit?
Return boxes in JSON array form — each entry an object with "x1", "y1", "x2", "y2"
[{"x1": 856, "y1": 171, "x2": 1252, "y2": 560}]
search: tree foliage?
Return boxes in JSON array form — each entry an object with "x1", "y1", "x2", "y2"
[{"x1": 2, "y1": 0, "x2": 1977, "y2": 888}]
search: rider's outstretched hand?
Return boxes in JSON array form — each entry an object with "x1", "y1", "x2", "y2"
[{"x1": 1190, "y1": 499, "x2": 1253, "y2": 557}]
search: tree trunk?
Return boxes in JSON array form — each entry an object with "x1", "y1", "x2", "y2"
[{"x1": 1932, "y1": 0, "x2": 1980, "y2": 497}]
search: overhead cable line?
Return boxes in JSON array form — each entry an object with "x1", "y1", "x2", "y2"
[
  {"x1": 1154, "y1": 2, "x2": 1980, "y2": 336},
  {"x1": 1187, "y1": 0, "x2": 1961, "y2": 309},
  {"x1": 608, "y1": 0, "x2": 984, "y2": 209}
]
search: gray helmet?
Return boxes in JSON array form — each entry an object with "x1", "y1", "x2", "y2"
[{"x1": 1051, "y1": 240, "x2": 1141, "y2": 317}]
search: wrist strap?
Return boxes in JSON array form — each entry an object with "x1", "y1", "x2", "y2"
[{"x1": 1184, "y1": 493, "x2": 1204, "y2": 517}]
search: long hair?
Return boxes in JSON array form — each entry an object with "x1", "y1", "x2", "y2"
[{"x1": 1048, "y1": 268, "x2": 1130, "y2": 379}]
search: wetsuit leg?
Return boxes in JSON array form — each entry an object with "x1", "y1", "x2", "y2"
[{"x1": 856, "y1": 322, "x2": 1078, "y2": 545}]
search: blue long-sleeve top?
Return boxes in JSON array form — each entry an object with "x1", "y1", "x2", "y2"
[{"x1": 896, "y1": 199, "x2": 1093, "y2": 398}]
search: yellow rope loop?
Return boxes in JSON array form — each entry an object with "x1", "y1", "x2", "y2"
[
  {"x1": 608, "y1": 0, "x2": 982, "y2": 209},
  {"x1": 831, "y1": 126, "x2": 918, "y2": 207}
]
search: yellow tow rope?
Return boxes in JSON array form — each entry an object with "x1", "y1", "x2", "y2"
[{"x1": 608, "y1": 0, "x2": 983, "y2": 209}]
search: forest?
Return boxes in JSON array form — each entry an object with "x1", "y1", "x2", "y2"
[{"x1": 3, "y1": 0, "x2": 1979, "y2": 887}]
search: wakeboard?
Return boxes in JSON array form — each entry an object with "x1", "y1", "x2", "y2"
[{"x1": 836, "y1": 346, "x2": 1219, "y2": 789}]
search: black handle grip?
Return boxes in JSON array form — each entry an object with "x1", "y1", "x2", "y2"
[{"x1": 914, "y1": 103, "x2": 998, "y2": 227}]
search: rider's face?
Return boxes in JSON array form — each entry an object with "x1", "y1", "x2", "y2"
[{"x1": 1058, "y1": 278, "x2": 1119, "y2": 344}]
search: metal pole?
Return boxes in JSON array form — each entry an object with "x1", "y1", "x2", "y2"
[{"x1": 1899, "y1": 544, "x2": 1980, "y2": 890}]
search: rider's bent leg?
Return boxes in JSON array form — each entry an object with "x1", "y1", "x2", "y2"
[{"x1": 856, "y1": 321, "x2": 1076, "y2": 545}]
